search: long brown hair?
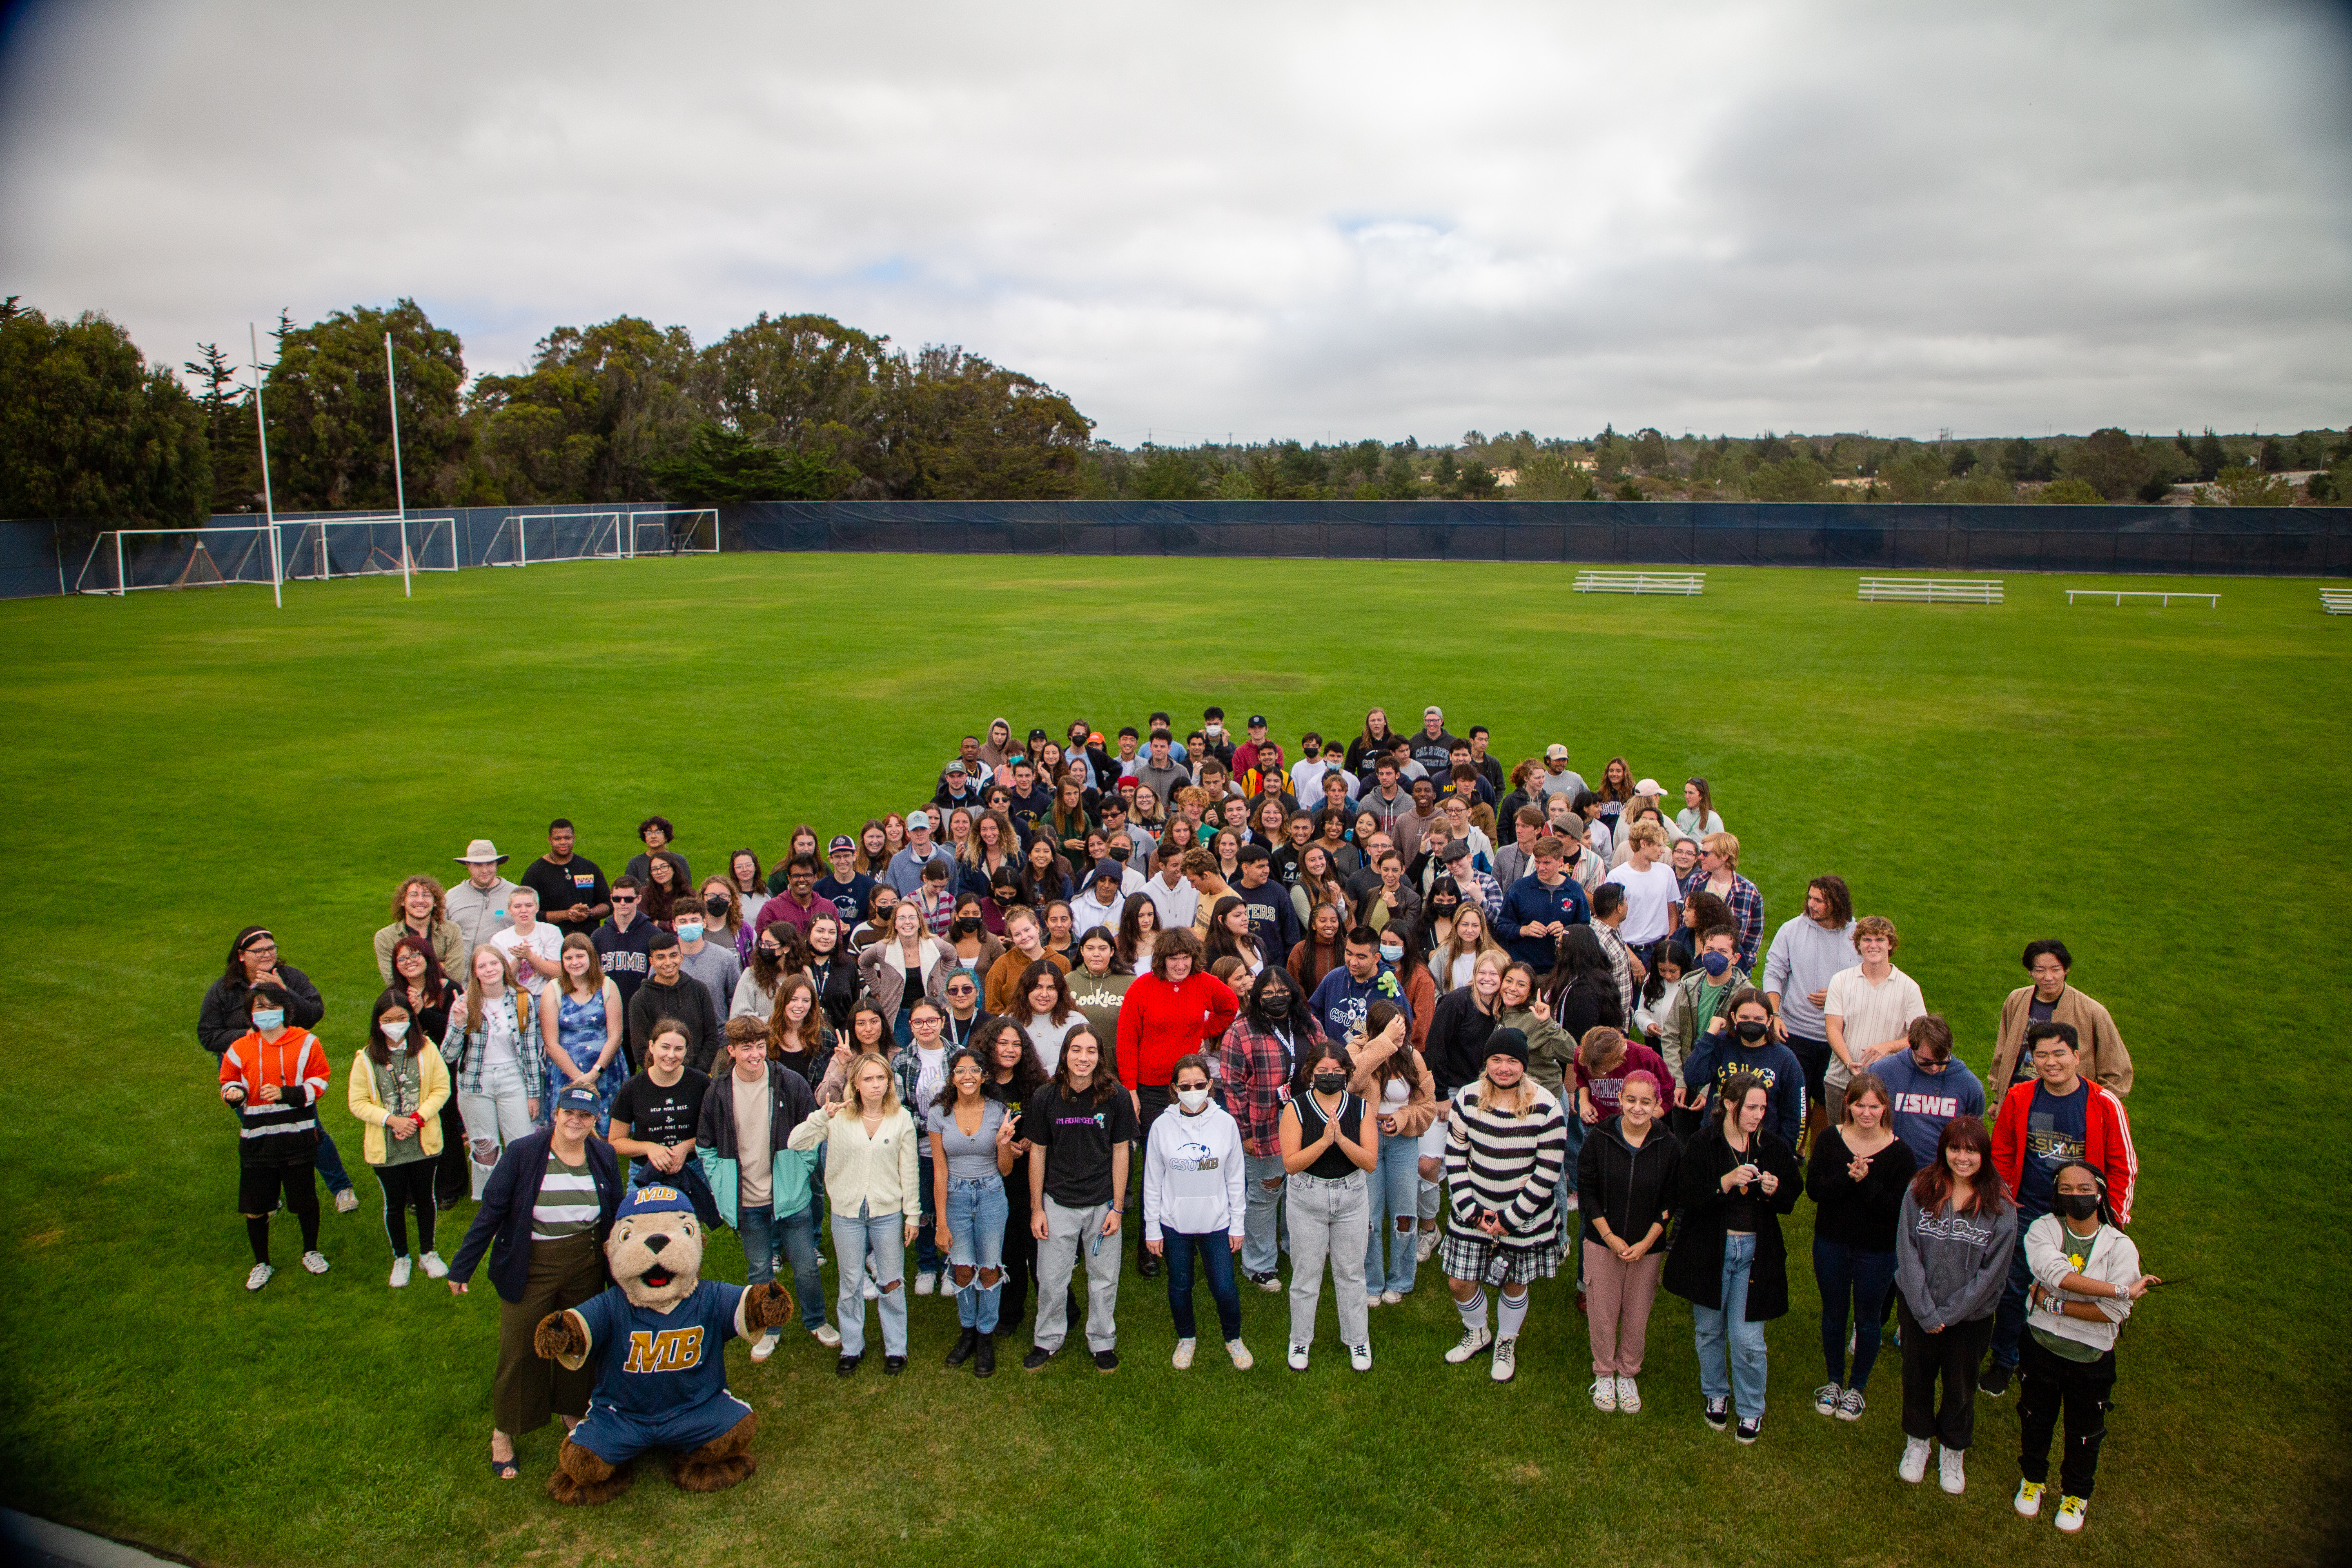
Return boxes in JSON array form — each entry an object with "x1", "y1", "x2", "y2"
[
  {"x1": 1050, "y1": 1025, "x2": 1116, "y2": 1104},
  {"x1": 1911, "y1": 1115, "x2": 2011, "y2": 1216},
  {"x1": 765, "y1": 974, "x2": 826, "y2": 1057}
]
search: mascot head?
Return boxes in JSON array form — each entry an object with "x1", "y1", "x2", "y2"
[{"x1": 606, "y1": 1183, "x2": 704, "y2": 1313}]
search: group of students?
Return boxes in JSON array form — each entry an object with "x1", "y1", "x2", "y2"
[{"x1": 195, "y1": 703, "x2": 2153, "y2": 1529}]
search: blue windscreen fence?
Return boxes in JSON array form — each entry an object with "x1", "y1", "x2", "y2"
[{"x1": 4, "y1": 499, "x2": 2348, "y2": 599}]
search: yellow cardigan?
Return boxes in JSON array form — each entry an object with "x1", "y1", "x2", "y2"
[{"x1": 347, "y1": 1046, "x2": 453, "y2": 1166}]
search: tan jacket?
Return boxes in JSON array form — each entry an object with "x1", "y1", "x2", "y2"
[
  {"x1": 373, "y1": 918, "x2": 466, "y2": 986},
  {"x1": 1988, "y1": 985, "x2": 2133, "y2": 1096},
  {"x1": 1345, "y1": 1031, "x2": 1439, "y2": 1139}
]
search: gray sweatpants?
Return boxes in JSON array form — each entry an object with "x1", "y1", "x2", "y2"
[
  {"x1": 1034, "y1": 1196, "x2": 1123, "y2": 1352},
  {"x1": 1287, "y1": 1170, "x2": 1370, "y2": 1350}
]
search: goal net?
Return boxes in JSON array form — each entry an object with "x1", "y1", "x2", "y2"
[
  {"x1": 625, "y1": 508, "x2": 720, "y2": 557},
  {"x1": 479, "y1": 511, "x2": 622, "y2": 568},
  {"x1": 74, "y1": 525, "x2": 279, "y2": 595},
  {"x1": 281, "y1": 516, "x2": 459, "y2": 581}
]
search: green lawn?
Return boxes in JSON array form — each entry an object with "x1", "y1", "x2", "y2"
[{"x1": 0, "y1": 554, "x2": 2344, "y2": 1568}]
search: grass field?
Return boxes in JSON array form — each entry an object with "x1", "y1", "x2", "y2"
[{"x1": 1, "y1": 552, "x2": 2346, "y2": 1568}]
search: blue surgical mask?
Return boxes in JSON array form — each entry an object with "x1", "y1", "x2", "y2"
[
  {"x1": 252, "y1": 1009, "x2": 285, "y2": 1032},
  {"x1": 1701, "y1": 951, "x2": 1731, "y2": 978},
  {"x1": 1379, "y1": 943, "x2": 1404, "y2": 963},
  {"x1": 675, "y1": 921, "x2": 704, "y2": 944}
]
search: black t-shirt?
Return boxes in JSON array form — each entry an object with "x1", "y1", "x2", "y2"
[
  {"x1": 1019, "y1": 1080, "x2": 1140, "y2": 1209},
  {"x1": 594, "y1": 915, "x2": 656, "y2": 1008},
  {"x1": 523, "y1": 854, "x2": 609, "y2": 938},
  {"x1": 610, "y1": 1067, "x2": 710, "y2": 1176}
]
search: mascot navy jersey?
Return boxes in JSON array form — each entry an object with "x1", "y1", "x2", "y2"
[{"x1": 567, "y1": 1279, "x2": 750, "y2": 1465}]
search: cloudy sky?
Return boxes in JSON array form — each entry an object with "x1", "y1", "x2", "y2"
[{"x1": 3, "y1": 0, "x2": 2348, "y2": 444}]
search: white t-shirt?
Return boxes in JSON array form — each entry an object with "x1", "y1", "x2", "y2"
[
  {"x1": 492, "y1": 923, "x2": 562, "y2": 997},
  {"x1": 1823, "y1": 962, "x2": 1928, "y2": 1086},
  {"x1": 1292, "y1": 757, "x2": 1357, "y2": 803},
  {"x1": 1604, "y1": 860, "x2": 1682, "y2": 945}
]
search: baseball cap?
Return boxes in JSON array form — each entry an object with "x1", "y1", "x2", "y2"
[
  {"x1": 1635, "y1": 777, "x2": 1664, "y2": 796},
  {"x1": 946, "y1": 759, "x2": 969, "y2": 776},
  {"x1": 1424, "y1": 705, "x2": 1443, "y2": 718},
  {"x1": 619, "y1": 1183, "x2": 696, "y2": 1220},
  {"x1": 553, "y1": 1084, "x2": 601, "y2": 1115},
  {"x1": 829, "y1": 835, "x2": 855, "y2": 854},
  {"x1": 1247, "y1": 714, "x2": 1267, "y2": 728},
  {"x1": 1087, "y1": 732, "x2": 1105, "y2": 746},
  {"x1": 1545, "y1": 744, "x2": 1569, "y2": 760},
  {"x1": 905, "y1": 810, "x2": 933, "y2": 832}
]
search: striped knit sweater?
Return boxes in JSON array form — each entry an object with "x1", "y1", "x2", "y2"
[
  {"x1": 218, "y1": 1028, "x2": 332, "y2": 1166},
  {"x1": 1443, "y1": 1081, "x2": 1568, "y2": 1243}
]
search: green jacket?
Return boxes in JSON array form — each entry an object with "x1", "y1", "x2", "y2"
[{"x1": 695, "y1": 1063, "x2": 821, "y2": 1225}]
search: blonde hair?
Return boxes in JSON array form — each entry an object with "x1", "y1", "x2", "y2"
[
  {"x1": 837, "y1": 1050, "x2": 902, "y2": 1118},
  {"x1": 1702, "y1": 830, "x2": 1740, "y2": 868},
  {"x1": 1437, "y1": 907, "x2": 1506, "y2": 981},
  {"x1": 1627, "y1": 820, "x2": 1668, "y2": 853},
  {"x1": 462, "y1": 944, "x2": 517, "y2": 1029}
]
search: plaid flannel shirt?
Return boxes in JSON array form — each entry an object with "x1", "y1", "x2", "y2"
[
  {"x1": 1682, "y1": 869, "x2": 1765, "y2": 970},
  {"x1": 1217, "y1": 1016, "x2": 1324, "y2": 1157}
]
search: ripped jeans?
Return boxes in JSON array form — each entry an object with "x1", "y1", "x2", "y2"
[
  {"x1": 943, "y1": 1174, "x2": 1008, "y2": 1332},
  {"x1": 457, "y1": 1058, "x2": 535, "y2": 1200}
]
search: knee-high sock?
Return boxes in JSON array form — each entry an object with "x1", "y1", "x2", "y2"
[
  {"x1": 247, "y1": 1216, "x2": 271, "y2": 1265},
  {"x1": 1497, "y1": 1287, "x2": 1530, "y2": 1342},
  {"x1": 1456, "y1": 1289, "x2": 1488, "y2": 1334}
]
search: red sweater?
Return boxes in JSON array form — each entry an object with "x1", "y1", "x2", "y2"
[
  {"x1": 1990, "y1": 1076, "x2": 2137, "y2": 1225},
  {"x1": 1117, "y1": 971, "x2": 1241, "y2": 1089}
]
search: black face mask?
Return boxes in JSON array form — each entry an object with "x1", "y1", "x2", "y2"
[
  {"x1": 2057, "y1": 1192, "x2": 2103, "y2": 1221},
  {"x1": 704, "y1": 895, "x2": 731, "y2": 918},
  {"x1": 1260, "y1": 991, "x2": 1292, "y2": 1018},
  {"x1": 1733, "y1": 1019, "x2": 1768, "y2": 1042},
  {"x1": 1109, "y1": 844, "x2": 1130, "y2": 862},
  {"x1": 1312, "y1": 1071, "x2": 1347, "y2": 1094},
  {"x1": 952, "y1": 918, "x2": 982, "y2": 937}
]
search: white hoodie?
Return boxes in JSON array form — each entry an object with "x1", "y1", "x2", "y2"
[
  {"x1": 2024, "y1": 1211, "x2": 2140, "y2": 1356},
  {"x1": 1143, "y1": 1099, "x2": 1247, "y2": 1242}
]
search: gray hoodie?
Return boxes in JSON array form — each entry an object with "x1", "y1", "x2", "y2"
[{"x1": 1894, "y1": 1189, "x2": 2017, "y2": 1332}]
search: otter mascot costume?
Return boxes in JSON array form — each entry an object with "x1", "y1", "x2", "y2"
[{"x1": 532, "y1": 1183, "x2": 793, "y2": 1503}]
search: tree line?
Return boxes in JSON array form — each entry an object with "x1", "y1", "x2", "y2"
[
  {"x1": 2, "y1": 291, "x2": 2344, "y2": 529},
  {"x1": 0, "y1": 296, "x2": 1095, "y2": 530}
]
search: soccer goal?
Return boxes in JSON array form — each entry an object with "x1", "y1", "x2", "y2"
[
  {"x1": 281, "y1": 516, "x2": 459, "y2": 581},
  {"x1": 479, "y1": 511, "x2": 623, "y2": 568},
  {"x1": 624, "y1": 508, "x2": 720, "y2": 557},
  {"x1": 74, "y1": 524, "x2": 280, "y2": 595}
]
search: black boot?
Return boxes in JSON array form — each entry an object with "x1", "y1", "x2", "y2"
[
  {"x1": 945, "y1": 1326, "x2": 978, "y2": 1368},
  {"x1": 974, "y1": 1332, "x2": 996, "y2": 1378}
]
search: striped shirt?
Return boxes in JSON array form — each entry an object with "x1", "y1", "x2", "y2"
[
  {"x1": 1443, "y1": 1082, "x2": 1568, "y2": 1243},
  {"x1": 531, "y1": 1150, "x2": 601, "y2": 1241},
  {"x1": 218, "y1": 1029, "x2": 331, "y2": 1167}
]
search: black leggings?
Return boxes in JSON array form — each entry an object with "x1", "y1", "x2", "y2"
[
  {"x1": 375, "y1": 1162, "x2": 437, "y2": 1258},
  {"x1": 433, "y1": 1100, "x2": 470, "y2": 1206}
]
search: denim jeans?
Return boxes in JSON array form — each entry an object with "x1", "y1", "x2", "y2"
[
  {"x1": 738, "y1": 1201, "x2": 829, "y2": 1333},
  {"x1": 1163, "y1": 1228, "x2": 1243, "y2": 1342},
  {"x1": 458, "y1": 1058, "x2": 536, "y2": 1200},
  {"x1": 1988, "y1": 1220, "x2": 2038, "y2": 1369},
  {"x1": 1560, "y1": 1109, "x2": 1587, "y2": 1192},
  {"x1": 1363, "y1": 1129, "x2": 1421, "y2": 1296},
  {"x1": 313, "y1": 1128, "x2": 353, "y2": 1193},
  {"x1": 1813, "y1": 1236, "x2": 1898, "y2": 1389},
  {"x1": 1287, "y1": 1170, "x2": 1370, "y2": 1351},
  {"x1": 1242, "y1": 1152, "x2": 1287, "y2": 1276},
  {"x1": 1692, "y1": 1231, "x2": 1768, "y2": 1418},
  {"x1": 830, "y1": 1202, "x2": 908, "y2": 1358},
  {"x1": 944, "y1": 1174, "x2": 1008, "y2": 1332},
  {"x1": 914, "y1": 1151, "x2": 942, "y2": 1278}
]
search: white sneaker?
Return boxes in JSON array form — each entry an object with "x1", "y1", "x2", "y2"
[
  {"x1": 1226, "y1": 1339, "x2": 1253, "y2": 1370},
  {"x1": 2014, "y1": 1479, "x2": 2045, "y2": 1518},
  {"x1": 1899, "y1": 1436, "x2": 1932, "y2": 1484},
  {"x1": 863, "y1": 1274, "x2": 880, "y2": 1301},
  {"x1": 1287, "y1": 1343, "x2": 1310, "y2": 1371},
  {"x1": 750, "y1": 1329, "x2": 780, "y2": 1362},
  {"x1": 1615, "y1": 1375, "x2": 1641, "y2": 1413},
  {"x1": 1378, "y1": 1290, "x2": 1403, "y2": 1305},
  {"x1": 1490, "y1": 1337, "x2": 1518, "y2": 1382},
  {"x1": 2055, "y1": 1495, "x2": 2089, "y2": 1533},
  {"x1": 814, "y1": 1251, "x2": 827, "y2": 1267},
  {"x1": 811, "y1": 1323, "x2": 842, "y2": 1347},
  {"x1": 1562, "y1": 1192, "x2": 1579, "y2": 1212},
  {"x1": 914, "y1": 1272, "x2": 938, "y2": 1296},
  {"x1": 334, "y1": 1188, "x2": 360, "y2": 1214},
  {"x1": 1415, "y1": 1228, "x2": 1439, "y2": 1263},
  {"x1": 1172, "y1": 1338, "x2": 1196, "y2": 1370},
  {"x1": 419, "y1": 1251, "x2": 448, "y2": 1280},
  {"x1": 245, "y1": 1262, "x2": 274, "y2": 1292},
  {"x1": 1813, "y1": 1382, "x2": 1843, "y2": 1417},
  {"x1": 301, "y1": 1250, "x2": 330, "y2": 1275},
  {"x1": 1939, "y1": 1446, "x2": 1967, "y2": 1494},
  {"x1": 1591, "y1": 1377, "x2": 1618, "y2": 1412},
  {"x1": 388, "y1": 1256, "x2": 412, "y2": 1288},
  {"x1": 1348, "y1": 1343, "x2": 1372, "y2": 1373},
  {"x1": 1446, "y1": 1325, "x2": 1493, "y2": 1364}
]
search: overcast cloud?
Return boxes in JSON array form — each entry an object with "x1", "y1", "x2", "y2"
[{"x1": 2, "y1": 0, "x2": 2348, "y2": 443}]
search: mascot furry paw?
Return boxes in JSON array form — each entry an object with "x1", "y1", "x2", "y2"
[{"x1": 533, "y1": 1184, "x2": 794, "y2": 1504}]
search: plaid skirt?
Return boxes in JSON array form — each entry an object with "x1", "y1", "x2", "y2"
[{"x1": 1439, "y1": 1226, "x2": 1564, "y2": 1288}]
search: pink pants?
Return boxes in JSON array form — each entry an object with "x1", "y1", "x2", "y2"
[{"x1": 1583, "y1": 1239, "x2": 1665, "y2": 1376}]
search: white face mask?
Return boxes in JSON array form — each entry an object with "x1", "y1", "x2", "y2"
[
  {"x1": 1176, "y1": 1086, "x2": 1212, "y2": 1113},
  {"x1": 382, "y1": 1020, "x2": 410, "y2": 1042}
]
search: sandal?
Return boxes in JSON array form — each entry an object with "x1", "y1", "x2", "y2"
[{"x1": 489, "y1": 1456, "x2": 519, "y2": 1480}]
